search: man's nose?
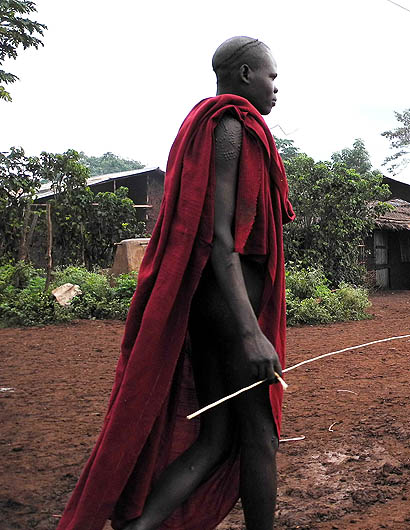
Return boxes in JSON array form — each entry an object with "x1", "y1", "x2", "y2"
[{"x1": 274, "y1": 86, "x2": 278, "y2": 94}]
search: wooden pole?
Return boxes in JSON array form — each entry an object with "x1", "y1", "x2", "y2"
[
  {"x1": 26, "y1": 211, "x2": 39, "y2": 256},
  {"x1": 18, "y1": 205, "x2": 31, "y2": 261},
  {"x1": 45, "y1": 203, "x2": 53, "y2": 290}
]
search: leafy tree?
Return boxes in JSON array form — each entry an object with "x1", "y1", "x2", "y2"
[
  {"x1": 39, "y1": 150, "x2": 93, "y2": 266},
  {"x1": 382, "y1": 108, "x2": 410, "y2": 174},
  {"x1": 0, "y1": 146, "x2": 42, "y2": 259},
  {"x1": 0, "y1": 147, "x2": 147, "y2": 268},
  {"x1": 283, "y1": 154, "x2": 391, "y2": 285},
  {"x1": 0, "y1": 0, "x2": 47, "y2": 101},
  {"x1": 39, "y1": 150, "x2": 146, "y2": 267},
  {"x1": 84, "y1": 187, "x2": 147, "y2": 267},
  {"x1": 331, "y1": 138, "x2": 373, "y2": 176},
  {"x1": 274, "y1": 137, "x2": 301, "y2": 160},
  {"x1": 79, "y1": 152, "x2": 144, "y2": 176}
]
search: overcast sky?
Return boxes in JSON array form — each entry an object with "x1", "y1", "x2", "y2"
[{"x1": 1, "y1": 0, "x2": 409, "y2": 183}]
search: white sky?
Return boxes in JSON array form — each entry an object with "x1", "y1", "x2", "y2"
[{"x1": 1, "y1": 0, "x2": 410, "y2": 183}]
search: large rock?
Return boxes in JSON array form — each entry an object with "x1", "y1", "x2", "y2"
[{"x1": 110, "y1": 238, "x2": 150, "y2": 276}]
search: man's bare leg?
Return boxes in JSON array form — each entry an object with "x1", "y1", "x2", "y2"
[
  {"x1": 231, "y1": 378, "x2": 278, "y2": 530},
  {"x1": 123, "y1": 328, "x2": 234, "y2": 530},
  {"x1": 124, "y1": 261, "x2": 278, "y2": 530},
  {"x1": 208, "y1": 260, "x2": 279, "y2": 530}
]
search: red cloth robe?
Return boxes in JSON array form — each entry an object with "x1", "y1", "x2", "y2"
[{"x1": 57, "y1": 94, "x2": 295, "y2": 530}]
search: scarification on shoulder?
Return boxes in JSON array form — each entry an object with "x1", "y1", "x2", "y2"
[{"x1": 215, "y1": 116, "x2": 242, "y2": 162}]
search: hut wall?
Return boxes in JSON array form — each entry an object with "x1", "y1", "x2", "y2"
[
  {"x1": 365, "y1": 231, "x2": 410, "y2": 289},
  {"x1": 388, "y1": 231, "x2": 410, "y2": 289}
]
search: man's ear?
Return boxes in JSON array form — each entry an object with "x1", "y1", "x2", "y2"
[{"x1": 239, "y1": 63, "x2": 251, "y2": 85}]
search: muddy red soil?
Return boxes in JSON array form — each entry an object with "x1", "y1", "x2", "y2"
[{"x1": 1, "y1": 291, "x2": 409, "y2": 530}]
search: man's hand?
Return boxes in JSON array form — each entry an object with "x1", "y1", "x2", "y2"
[{"x1": 242, "y1": 331, "x2": 282, "y2": 383}]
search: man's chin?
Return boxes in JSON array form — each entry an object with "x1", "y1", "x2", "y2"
[{"x1": 260, "y1": 106, "x2": 273, "y2": 116}]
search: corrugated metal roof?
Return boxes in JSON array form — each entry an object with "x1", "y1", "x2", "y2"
[{"x1": 35, "y1": 166, "x2": 164, "y2": 200}]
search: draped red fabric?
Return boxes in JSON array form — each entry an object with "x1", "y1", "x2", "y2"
[{"x1": 57, "y1": 94, "x2": 295, "y2": 530}]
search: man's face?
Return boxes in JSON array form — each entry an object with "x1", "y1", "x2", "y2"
[{"x1": 245, "y1": 51, "x2": 278, "y2": 115}]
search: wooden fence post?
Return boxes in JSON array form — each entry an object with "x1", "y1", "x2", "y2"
[
  {"x1": 45, "y1": 203, "x2": 53, "y2": 290},
  {"x1": 18, "y1": 205, "x2": 32, "y2": 261}
]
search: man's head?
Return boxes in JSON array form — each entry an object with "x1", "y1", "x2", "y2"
[{"x1": 212, "y1": 36, "x2": 278, "y2": 115}]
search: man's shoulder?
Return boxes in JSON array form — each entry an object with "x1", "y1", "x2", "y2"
[
  {"x1": 215, "y1": 112, "x2": 242, "y2": 141},
  {"x1": 217, "y1": 112, "x2": 242, "y2": 134},
  {"x1": 214, "y1": 113, "x2": 243, "y2": 162}
]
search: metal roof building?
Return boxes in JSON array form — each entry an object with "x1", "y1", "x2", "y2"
[{"x1": 35, "y1": 167, "x2": 165, "y2": 233}]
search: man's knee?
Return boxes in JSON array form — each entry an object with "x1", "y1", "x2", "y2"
[
  {"x1": 195, "y1": 431, "x2": 233, "y2": 468},
  {"x1": 239, "y1": 416, "x2": 278, "y2": 453}
]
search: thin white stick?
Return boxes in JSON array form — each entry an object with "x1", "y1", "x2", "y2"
[
  {"x1": 274, "y1": 371, "x2": 288, "y2": 390},
  {"x1": 280, "y1": 436, "x2": 306, "y2": 443},
  {"x1": 186, "y1": 379, "x2": 265, "y2": 420},
  {"x1": 186, "y1": 334, "x2": 410, "y2": 420},
  {"x1": 187, "y1": 372, "x2": 287, "y2": 420},
  {"x1": 282, "y1": 334, "x2": 410, "y2": 374}
]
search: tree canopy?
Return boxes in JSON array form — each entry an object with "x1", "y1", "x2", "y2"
[
  {"x1": 283, "y1": 141, "x2": 391, "y2": 286},
  {"x1": 79, "y1": 152, "x2": 144, "y2": 176},
  {"x1": 0, "y1": 0, "x2": 47, "y2": 101},
  {"x1": 382, "y1": 108, "x2": 410, "y2": 174},
  {"x1": 331, "y1": 138, "x2": 373, "y2": 176},
  {"x1": 274, "y1": 137, "x2": 301, "y2": 160},
  {"x1": 0, "y1": 147, "x2": 146, "y2": 267},
  {"x1": 0, "y1": 146, "x2": 42, "y2": 257}
]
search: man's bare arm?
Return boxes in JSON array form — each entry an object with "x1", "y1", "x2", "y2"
[{"x1": 211, "y1": 115, "x2": 282, "y2": 382}]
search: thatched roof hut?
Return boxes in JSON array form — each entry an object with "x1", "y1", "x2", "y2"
[
  {"x1": 375, "y1": 199, "x2": 410, "y2": 231},
  {"x1": 368, "y1": 199, "x2": 410, "y2": 289}
]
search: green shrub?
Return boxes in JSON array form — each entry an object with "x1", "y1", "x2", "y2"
[
  {"x1": 0, "y1": 263, "x2": 369, "y2": 328},
  {"x1": 285, "y1": 266, "x2": 370, "y2": 326},
  {"x1": 111, "y1": 272, "x2": 138, "y2": 299},
  {"x1": 285, "y1": 266, "x2": 329, "y2": 299},
  {"x1": 51, "y1": 266, "x2": 110, "y2": 319},
  {"x1": 51, "y1": 267, "x2": 137, "y2": 321},
  {"x1": 0, "y1": 264, "x2": 138, "y2": 327},
  {"x1": 52, "y1": 266, "x2": 110, "y2": 298},
  {"x1": 333, "y1": 284, "x2": 370, "y2": 320},
  {"x1": 0, "y1": 266, "x2": 55, "y2": 326}
]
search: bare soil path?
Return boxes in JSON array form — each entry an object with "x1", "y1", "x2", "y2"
[{"x1": 1, "y1": 291, "x2": 409, "y2": 529}]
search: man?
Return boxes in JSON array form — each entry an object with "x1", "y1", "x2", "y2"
[{"x1": 57, "y1": 36, "x2": 294, "y2": 530}]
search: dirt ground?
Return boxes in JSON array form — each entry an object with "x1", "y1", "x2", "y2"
[{"x1": 1, "y1": 291, "x2": 409, "y2": 530}]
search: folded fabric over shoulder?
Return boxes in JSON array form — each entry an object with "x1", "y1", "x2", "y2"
[{"x1": 57, "y1": 94, "x2": 295, "y2": 530}]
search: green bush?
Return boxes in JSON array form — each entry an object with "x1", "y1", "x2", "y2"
[
  {"x1": 51, "y1": 266, "x2": 110, "y2": 319},
  {"x1": 111, "y1": 272, "x2": 138, "y2": 300},
  {"x1": 285, "y1": 266, "x2": 330, "y2": 299},
  {"x1": 0, "y1": 263, "x2": 137, "y2": 327},
  {"x1": 0, "y1": 263, "x2": 56, "y2": 326},
  {"x1": 0, "y1": 263, "x2": 369, "y2": 328},
  {"x1": 286, "y1": 266, "x2": 370, "y2": 326},
  {"x1": 52, "y1": 266, "x2": 110, "y2": 297},
  {"x1": 51, "y1": 267, "x2": 137, "y2": 321}
]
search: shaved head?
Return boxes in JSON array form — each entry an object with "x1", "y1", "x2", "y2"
[
  {"x1": 212, "y1": 36, "x2": 270, "y2": 85},
  {"x1": 211, "y1": 36, "x2": 278, "y2": 115}
]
